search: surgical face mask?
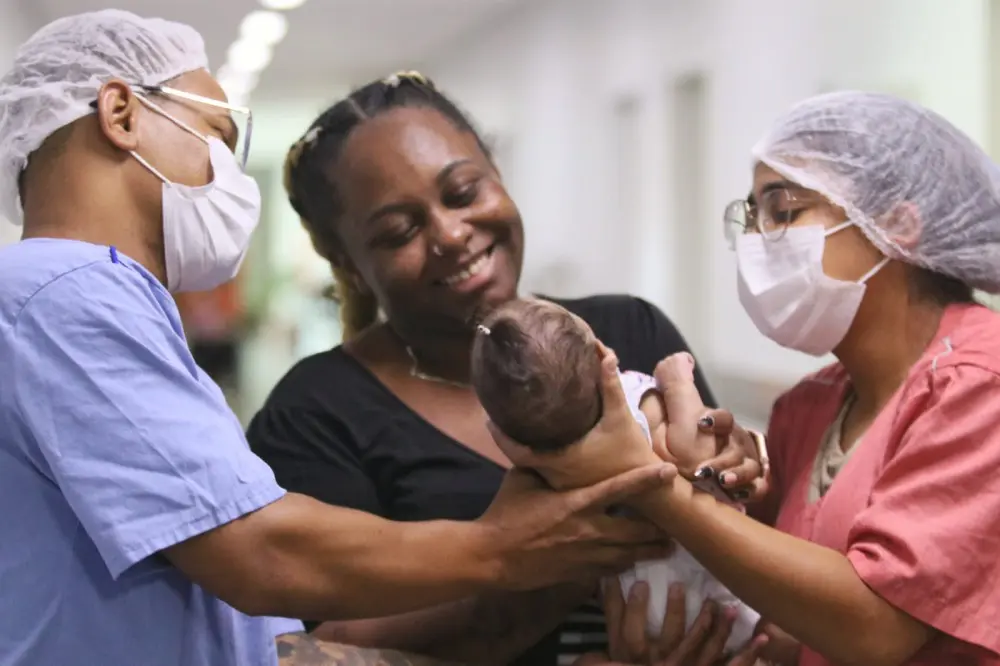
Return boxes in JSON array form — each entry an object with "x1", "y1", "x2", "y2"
[
  {"x1": 131, "y1": 94, "x2": 261, "y2": 293},
  {"x1": 735, "y1": 221, "x2": 889, "y2": 356}
]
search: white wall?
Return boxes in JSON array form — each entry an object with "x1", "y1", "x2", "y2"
[
  {"x1": 0, "y1": 0, "x2": 33, "y2": 245},
  {"x1": 424, "y1": 0, "x2": 991, "y2": 415}
]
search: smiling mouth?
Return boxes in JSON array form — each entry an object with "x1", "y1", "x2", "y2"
[{"x1": 438, "y1": 245, "x2": 496, "y2": 286}]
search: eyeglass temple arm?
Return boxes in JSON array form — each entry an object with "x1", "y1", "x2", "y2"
[{"x1": 88, "y1": 85, "x2": 252, "y2": 116}]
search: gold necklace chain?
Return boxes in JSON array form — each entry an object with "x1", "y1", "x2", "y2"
[{"x1": 404, "y1": 345, "x2": 470, "y2": 389}]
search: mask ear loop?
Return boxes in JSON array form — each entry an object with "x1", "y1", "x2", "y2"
[
  {"x1": 134, "y1": 93, "x2": 209, "y2": 145},
  {"x1": 823, "y1": 218, "x2": 891, "y2": 284},
  {"x1": 859, "y1": 257, "x2": 890, "y2": 284},
  {"x1": 823, "y1": 219, "x2": 855, "y2": 237},
  {"x1": 131, "y1": 92, "x2": 210, "y2": 185}
]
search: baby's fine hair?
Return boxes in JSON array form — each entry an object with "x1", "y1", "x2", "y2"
[{"x1": 471, "y1": 299, "x2": 602, "y2": 452}]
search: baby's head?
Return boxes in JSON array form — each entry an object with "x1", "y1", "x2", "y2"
[{"x1": 471, "y1": 298, "x2": 602, "y2": 452}]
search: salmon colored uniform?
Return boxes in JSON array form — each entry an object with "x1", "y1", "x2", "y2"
[{"x1": 755, "y1": 303, "x2": 1000, "y2": 665}]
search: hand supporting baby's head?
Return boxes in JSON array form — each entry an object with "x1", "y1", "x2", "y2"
[{"x1": 471, "y1": 298, "x2": 602, "y2": 453}]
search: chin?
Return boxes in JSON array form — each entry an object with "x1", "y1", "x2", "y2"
[{"x1": 462, "y1": 289, "x2": 512, "y2": 328}]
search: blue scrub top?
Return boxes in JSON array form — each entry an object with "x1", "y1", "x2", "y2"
[{"x1": 0, "y1": 239, "x2": 300, "y2": 666}]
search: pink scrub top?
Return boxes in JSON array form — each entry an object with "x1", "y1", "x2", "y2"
[{"x1": 755, "y1": 303, "x2": 1000, "y2": 665}]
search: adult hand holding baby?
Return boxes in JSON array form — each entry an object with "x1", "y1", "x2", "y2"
[
  {"x1": 573, "y1": 579, "x2": 771, "y2": 666},
  {"x1": 481, "y1": 465, "x2": 679, "y2": 588}
]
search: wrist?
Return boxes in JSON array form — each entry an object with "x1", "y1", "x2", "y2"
[
  {"x1": 451, "y1": 521, "x2": 507, "y2": 592},
  {"x1": 627, "y1": 474, "x2": 698, "y2": 530}
]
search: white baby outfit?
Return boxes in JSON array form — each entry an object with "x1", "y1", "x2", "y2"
[{"x1": 616, "y1": 371, "x2": 760, "y2": 653}]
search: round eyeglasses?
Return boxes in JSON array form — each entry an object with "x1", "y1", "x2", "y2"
[{"x1": 723, "y1": 187, "x2": 805, "y2": 249}]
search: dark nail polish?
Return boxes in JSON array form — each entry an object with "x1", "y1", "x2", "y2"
[
  {"x1": 698, "y1": 415, "x2": 715, "y2": 428},
  {"x1": 731, "y1": 490, "x2": 751, "y2": 501},
  {"x1": 694, "y1": 466, "x2": 714, "y2": 480}
]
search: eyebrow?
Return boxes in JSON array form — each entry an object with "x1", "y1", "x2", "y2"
[
  {"x1": 760, "y1": 180, "x2": 795, "y2": 195},
  {"x1": 750, "y1": 179, "x2": 799, "y2": 204},
  {"x1": 435, "y1": 159, "x2": 472, "y2": 187}
]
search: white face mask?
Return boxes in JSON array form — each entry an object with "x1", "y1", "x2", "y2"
[
  {"x1": 131, "y1": 94, "x2": 261, "y2": 293},
  {"x1": 735, "y1": 221, "x2": 889, "y2": 356}
]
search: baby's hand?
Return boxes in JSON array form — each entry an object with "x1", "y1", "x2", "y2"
[{"x1": 657, "y1": 353, "x2": 717, "y2": 472}]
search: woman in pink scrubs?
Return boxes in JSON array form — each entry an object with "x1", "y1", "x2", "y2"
[{"x1": 495, "y1": 91, "x2": 1000, "y2": 666}]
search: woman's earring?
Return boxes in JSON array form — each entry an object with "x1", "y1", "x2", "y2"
[{"x1": 432, "y1": 244, "x2": 443, "y2": 256}]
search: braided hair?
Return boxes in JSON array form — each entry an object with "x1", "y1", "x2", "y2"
[{"x1": 283, "y1": 71, "x2": 494, "y2": 341}]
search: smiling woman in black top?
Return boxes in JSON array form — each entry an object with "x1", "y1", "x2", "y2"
[{"x1": 247, "y1": 71, "x2": 717, "y2": 666}]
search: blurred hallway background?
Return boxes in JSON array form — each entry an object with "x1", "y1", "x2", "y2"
[{"x1": 2, "y1": 0, "x2": 998, "y2": 429}]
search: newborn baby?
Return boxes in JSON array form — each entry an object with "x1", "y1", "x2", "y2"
[{"x1": 471, "y1": 297, "x2": 759, "y2": 652}]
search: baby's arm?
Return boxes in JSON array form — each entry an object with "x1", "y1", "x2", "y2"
[
  {"x1": 646, "y1": 353, "x2": 717, "y2": 474},
  {"x1": 637, "y1": 390, "x2": 672, "y2": 463}
]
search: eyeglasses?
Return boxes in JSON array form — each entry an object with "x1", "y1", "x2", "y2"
[
  {"x1": 723, "y1": 187, "x2": 809, "y2": 250},
  {"x1": 89, "y1": 84, "x2": 254, "y2": 170}
]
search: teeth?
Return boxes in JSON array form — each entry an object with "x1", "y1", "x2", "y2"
[{"x1": 443, "y1": 251, "x2": 490, "y2": 286}]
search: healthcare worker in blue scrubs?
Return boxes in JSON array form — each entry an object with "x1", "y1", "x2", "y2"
[{"x1": 0, "y1": 10, "x2": 677, "y2": 666}]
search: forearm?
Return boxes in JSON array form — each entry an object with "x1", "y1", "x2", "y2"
[
  {"x1": 275, "y1": 632, "x2": 461, "y2": 666},
  {"x1": 312, "y1": 583, "x2": 595, "y2": 665},
  {"x1": 259, "y1": 494, "x2": 501, "y2": 620},
  {"x1": 169, "y1": 493, "x2": 499, "y2": 620},
  {"x1": 631, "y1": 481, "x2": 926, "y2": 666}
]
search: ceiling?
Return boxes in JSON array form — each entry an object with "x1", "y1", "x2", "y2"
[{"x1": 20, "y1": 0, "x2": 527, "y2": 96}]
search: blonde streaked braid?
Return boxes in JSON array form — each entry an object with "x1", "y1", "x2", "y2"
[{"x1": 284, "y1": 123, "x2": 379, "y2": 342}]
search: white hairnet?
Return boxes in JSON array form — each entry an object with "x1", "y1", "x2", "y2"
[
  {"x1": 0, "y1": 9, "x2": 208, "y2": 224},
  {"x1": 752, "y1": 91, "x2": 1000, "y2": 293}
]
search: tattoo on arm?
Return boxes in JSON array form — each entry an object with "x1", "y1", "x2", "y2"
[{"x1": 275, "y1": 632, "x2": 465, "y2": 666}]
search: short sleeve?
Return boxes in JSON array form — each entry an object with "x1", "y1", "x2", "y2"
[
  {"x1": 846, "y1": 365, "x2": 1000, "y2": 654},
  {"x1": 11, "y1": 263, "x2": 284, "y2": 579},
  {"x1": 247, "y1": 405, "x2": 384, "y2": 516}
]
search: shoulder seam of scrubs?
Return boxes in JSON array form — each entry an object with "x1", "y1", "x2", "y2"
[{"x1": 10, "y1": 259, "x2": 107, "y2": 325}]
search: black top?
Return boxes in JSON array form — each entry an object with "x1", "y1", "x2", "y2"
[{"x1": 247, "y1": 294, "x2": 715, "y2": 665}]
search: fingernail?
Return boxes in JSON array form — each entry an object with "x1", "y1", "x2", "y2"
[
  {"x1": 694, "y1": 466, "x2": 714, "y2": 480},
  {"x1": 732, "y1": 490, "x2": 751, "y2": 501},
  {"x1": 717, "y1": 471, "x2": 736, "y2": 487},
  {"x1": 698, "y1": 415, "x2": 715, "y2": 428}
]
